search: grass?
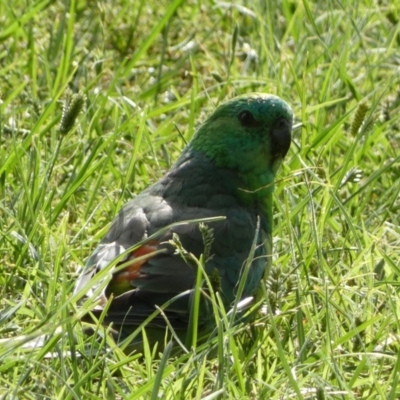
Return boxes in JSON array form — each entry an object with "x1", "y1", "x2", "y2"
[{"x1": 0, "y1": 0, "x2": 399, "y2": 398}]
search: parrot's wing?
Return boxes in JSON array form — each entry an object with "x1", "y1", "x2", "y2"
[
  {"x1": 74, "y1": 189, "x2": 218, "y2": 332},
  {"x1": 74, "y1": 155, "x2": 270, "y2": 336}
]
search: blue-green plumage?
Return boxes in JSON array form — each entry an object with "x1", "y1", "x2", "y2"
[{"x1": 74, "y1": 93, "x2": 293, "y2": 350}]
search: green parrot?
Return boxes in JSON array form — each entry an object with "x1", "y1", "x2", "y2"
[{"x1": 74, "y1": 93, "x2": 293, "y2": 351}]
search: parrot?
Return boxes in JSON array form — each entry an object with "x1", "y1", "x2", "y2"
[{"x1": 74, "y1": 93, "x2": 293, "y2": 352}]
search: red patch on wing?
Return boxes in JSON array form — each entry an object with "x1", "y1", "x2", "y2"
[{"x1": 112, "y1": 241, "x2": 159, "y2": 283}]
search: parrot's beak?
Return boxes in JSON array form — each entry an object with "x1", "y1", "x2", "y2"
[{"x1": 271, "y1": 117, "x2": 292, "y2": 159}]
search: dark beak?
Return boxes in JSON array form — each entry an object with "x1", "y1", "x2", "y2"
[{"x1": 271, "y1": 117, "x2": 292, "y2": 158}]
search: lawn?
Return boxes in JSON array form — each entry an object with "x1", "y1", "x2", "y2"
[{"x1": 0, "y1": 0, "x2": 399, "y2": 398}]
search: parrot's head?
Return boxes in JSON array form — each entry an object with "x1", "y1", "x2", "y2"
[{"x1": 189, "y1": 93, "x2": 293, "y2": 195}]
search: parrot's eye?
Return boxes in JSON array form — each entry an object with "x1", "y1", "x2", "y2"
[{"x1": 238, "y1": 111, "x2": 260, "y2": 128}]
